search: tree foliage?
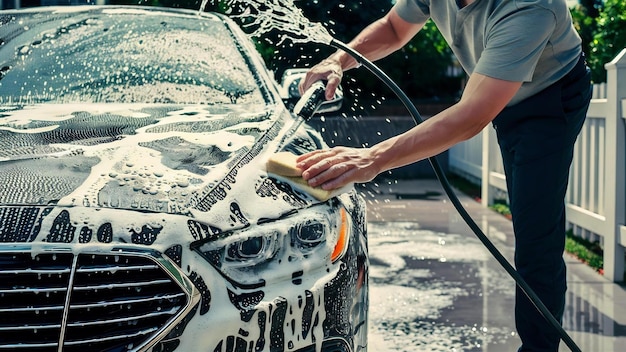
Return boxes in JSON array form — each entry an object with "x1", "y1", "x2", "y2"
[
  {"x1": 588, "y1": 0, "x2": 626, "y2": 83},
  {"x1": 569, "y1": 0, "x2": 601, "y2": 65},
  {"x1": 571, "y1": 0, "x2": 626, "y2": 83}
]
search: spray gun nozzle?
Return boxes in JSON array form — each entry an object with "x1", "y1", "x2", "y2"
[{"x1": 293, "y1": 81, "x2": 327, "y2": 121}]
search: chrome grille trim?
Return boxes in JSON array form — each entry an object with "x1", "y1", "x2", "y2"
[
  {"x1": 0, "y1": 324, "x2": 61, "y2": 331},
  {"x1": 1, "y1": 268, "x2": 72, "y2": 274},
  {"x1": 76, "y1": 264, "x2": 159, "y2": 273},
  {"x1": 0, "y1": 287, "x2": 68, "y2": 293},
  {"x1": 66, "y1": 309, "x2": 182, "y2": 327},
  {"x1": 57, "y1": 254, "x2": 78, "y2": 352},
  {"x1": 71, "y1": 279, "x2": 174, "y2": 291},
  {"x1": 68, "y1": 292, "x2": 186, "y2": 309},
  {"x1": 0, "y1": 245, "x2": 200, "y2": 352},
  {"x1": 62, "y1": 328, "x2": 161, "y2": 347}
]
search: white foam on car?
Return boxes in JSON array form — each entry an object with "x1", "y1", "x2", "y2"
[{"x1": 1, "y1": 99, "x2": 340, "y2": 351}]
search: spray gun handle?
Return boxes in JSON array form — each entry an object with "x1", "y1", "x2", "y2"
[{"x1": 293, "y1": 81, "x2": 327, "y2": 120}]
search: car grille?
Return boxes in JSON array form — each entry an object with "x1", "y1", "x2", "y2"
[{"x1": 0, "y1": 249, "x2": 197, "y2": 352}]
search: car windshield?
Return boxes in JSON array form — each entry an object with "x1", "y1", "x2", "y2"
[{"x1": 0, "y1": 9, "x2": 266, "y2": 105}]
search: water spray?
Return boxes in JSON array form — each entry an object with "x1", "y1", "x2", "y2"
[{"x1": 325, "y1": 38, "x2": 582, "y2": 352}]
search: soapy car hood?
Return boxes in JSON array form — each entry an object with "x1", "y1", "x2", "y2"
[{"x1": 0, "y1": 103, "x2": 328, "y2": 228}]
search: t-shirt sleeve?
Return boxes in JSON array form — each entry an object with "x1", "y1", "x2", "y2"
[
  {"x1": 474, "y1": 7, "x2": 556, "y2": 82},
  {"x1": 393, "y1": 0, "x2": 431, "y2": 24}
]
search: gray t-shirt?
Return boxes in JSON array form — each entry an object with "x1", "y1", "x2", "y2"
[{"x1": 394, "y1": 0, "x2": 582, "y2": 106}]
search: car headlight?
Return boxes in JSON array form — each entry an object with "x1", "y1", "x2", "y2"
[{"x1": 190, "y1": 205, "x2": 350, "y2": 288}]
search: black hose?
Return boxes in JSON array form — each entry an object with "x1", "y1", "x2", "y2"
[{"x1": 328, "y1": 38, "x2": 582, "y2": 352}]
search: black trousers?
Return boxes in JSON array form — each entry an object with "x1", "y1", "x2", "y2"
[{"x1": 492, "y1": 54, "x2": 592, "y2": 352}]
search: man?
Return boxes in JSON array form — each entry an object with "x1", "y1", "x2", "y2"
[{"x1": 296, "y1": 0, "x2": 592, "y2": 351}]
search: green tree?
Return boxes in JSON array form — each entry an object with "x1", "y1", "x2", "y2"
[
  {"x1": 588, "y1": 0, "x2": 626, "y2": 83},
  {"x1": 570, "y1": 0, "x2": 602, "y2": 69}
]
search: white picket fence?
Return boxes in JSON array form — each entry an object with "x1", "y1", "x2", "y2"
[{"x1": 449, "y1": 48, "x2": 626, "y2": 282}]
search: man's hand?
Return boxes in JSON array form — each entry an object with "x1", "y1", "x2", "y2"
[
  {"x1": 296, "y1": 147, "x2": 381, "y2": 190},
  {"x1": 298, "y1": 59, "x2": 343, "y2": 101}
]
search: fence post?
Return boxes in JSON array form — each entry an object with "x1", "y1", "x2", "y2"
[{"x1": 603, "y1": 48, "x2": 626, "y2": 282}]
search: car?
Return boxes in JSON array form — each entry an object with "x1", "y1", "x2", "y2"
[{"x1": 0, "y1": 5, "x2": 368, "y2": 352}]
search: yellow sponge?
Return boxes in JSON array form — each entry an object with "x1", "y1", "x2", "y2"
[
  {"x1": 266, "y1": 152, "x2": 333, "y2": 201},
  {"x1": 266, "y1": 151, "x2": 303, "y2": 177},
  {"x1": 283, "y1": 175, "x2": 333, "y2": 201}
]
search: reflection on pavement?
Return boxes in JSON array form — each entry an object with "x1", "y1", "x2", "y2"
[
  {"x1": 362, "y1": 179, "x2": 626, "y2": 352},
  {"x1": 367, "y1": 221, "x2": 519, "y2": 351}
]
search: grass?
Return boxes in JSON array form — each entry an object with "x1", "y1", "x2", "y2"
[
  {"x1": 490, "y1": 199, "x2": 512, "y2": 220},
  {"x1": 445, "y1": 173, "x2": 482, "y2": 201},
  {"x1": 447, "y1": 173, "x2": 605, "y2": 275},
  {"x1": 565, "y1": 230, "x2": 604, "y2": 274}
]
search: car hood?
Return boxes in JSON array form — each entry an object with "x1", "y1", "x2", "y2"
[{"x1": 0, "y1": 103, "x2": 328, "y2": 228}]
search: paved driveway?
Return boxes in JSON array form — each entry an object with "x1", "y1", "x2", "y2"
[{"x1": 361, "y1": 177, "x2": 626, "y2": 352}]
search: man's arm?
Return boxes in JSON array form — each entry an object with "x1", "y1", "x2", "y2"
[
  {"x1": 299, "y1": 7, "x2": 425, "y2": 99},
  {"x1": 298, "y1": 73, "x2": 523, "y2": 190},
  {"x1": 368, "y1": 73, "x2": 522, "y2": 171}
]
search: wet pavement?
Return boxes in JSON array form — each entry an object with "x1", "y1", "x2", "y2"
[{"x1": 360, "y1": 177, "x2": 626, "y2": 352}]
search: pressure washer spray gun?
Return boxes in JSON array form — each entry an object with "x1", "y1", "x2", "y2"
[
  {"x1": 277, "y1": 72, "x2": 343, "y2": 152},
  {"x1": 293, "y1": 80, "x2": 327, "y2": 119}
]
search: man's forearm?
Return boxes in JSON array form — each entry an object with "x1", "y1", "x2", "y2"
[
  {"x1": 368, "y1": 104, "x2": 475, "y2": 173},
  {"x1": 369, "y1": 73, "x2": 523, "y2": 173}
]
